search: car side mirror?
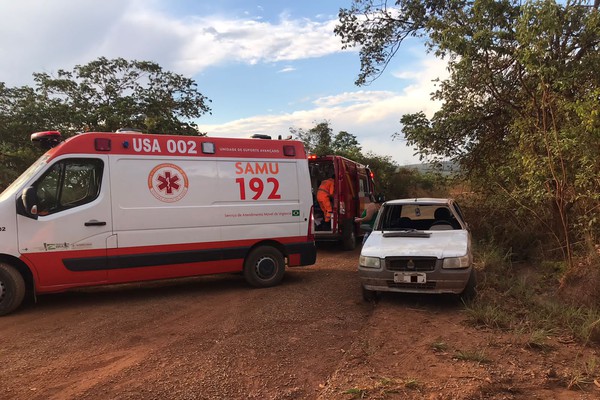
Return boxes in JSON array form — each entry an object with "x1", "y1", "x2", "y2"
[{"x1": 20, "y1": 186, "x2": 39, "y2": 219}]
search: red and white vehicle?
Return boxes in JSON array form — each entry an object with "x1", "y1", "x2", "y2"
[
  {"x1": 309, "y1": 155, "x2": 376, "y2": 250},
  {"x1": 0, "y1": 130, "x2": 316, "y2": 315}
]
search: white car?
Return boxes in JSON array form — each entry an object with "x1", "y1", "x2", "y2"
[{"x1": 358, "y1": 198, "x2": 476, "y2": 301}]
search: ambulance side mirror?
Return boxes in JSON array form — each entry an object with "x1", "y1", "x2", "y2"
[{"x1": 20, "y1": 187, "x2": 39, "y2": 220}]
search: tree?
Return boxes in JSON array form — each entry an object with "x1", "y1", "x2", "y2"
[
  {"x1": 336, "y1": 0, "x2": 600, "y2": 270},
  {"x1": 291, "y1": 121, "x2": 403, "y2": 197},
  {"x1": 0, "y1": 83, "x2": 59, "y2": 188},
  {"x1": 0, "y1": 57, "x2": 212, "y2": 190},
  {"x1": 332, "y1": 130, "x2": 362, "y2": 159},
  {"x1": 290, "y1": 121, "x2": 334, "y2": 156},
  {"x1": 32, "y1": 57, "x2": 211, "y2": 135}
]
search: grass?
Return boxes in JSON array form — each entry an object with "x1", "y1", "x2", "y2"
[
  {"x1": 567, "y1": 355, "x2": 600, "y2": 390},
  {"x1": 524, "y1": 328, "x2": 553, "y2": 351},
  {"x1": 463, "y1": 302, "x2": 512, "y2": 330},
  {"x1": 342, "y1": 377, "x2": 422, "y2": 398},
  {"x1": 567, "y1": 371, "x2": 594, "y2": 391},
  {"x1": 342, "y1": 388, "x2": 366, "y2": 398},
  {"x1": 453, "y1": 349, "x2": 491, "y2": 364},
  {"x1": 431, "y1": 339, "x2": 449, "y2": 352},
  {"x1": 463, "y1": 242, "x2": 600, "y2": 391},
  {"x1": 466, "y1": 242, "x2": 600, "y2": 344},
  {"x1": 403, "y1": 377, "x2": 421, "y2": 390}
]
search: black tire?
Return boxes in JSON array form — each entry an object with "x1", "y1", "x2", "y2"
[
  {"x1": 459, "y1": 268, "x2": 477, "y2": 302},
  {"x1": 243, "y1": 246, "x2": 286, "y2": 288},
  {"x1": 341, "y1": 221, "x2": 357, "y2": 251},
  {"x1": 0, "y1": 263, "x2": 26, "y2": 316},
  {"x1": 362, "y1": 285, "x2": 378, "y2": 303}
]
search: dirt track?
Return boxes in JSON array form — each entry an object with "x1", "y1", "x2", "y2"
[{"x1": 1, "y1": 244, "x2": 598, "y2": 399}]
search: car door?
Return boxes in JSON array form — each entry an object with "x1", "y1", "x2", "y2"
[{"x1": 17, "y1": 156, "x2": 112, "y2": 288}]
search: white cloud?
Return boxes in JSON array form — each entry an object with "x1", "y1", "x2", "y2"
[
  {"x1": 197, "y1": 55, "x2": 449, "y2": 165},
  {"x1": 0, "y1": 0, "x2": 346, "y2": 86},
  {"x1": 277, "y1": 66, "x2": 296, "y2": 73},
  {"x1": 0, "y1": 0, "x2": 131, "y2": 85},
  {"x1": 0, "y1": 1, "x2": 449, "y2": 166},
  {"x1": 172, "y1": 16, "x2": 343, "y2": 75}
]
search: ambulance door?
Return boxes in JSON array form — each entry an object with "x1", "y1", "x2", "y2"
[{"x1": 17, "y1": 156, "x2": 111, "y2": 288}]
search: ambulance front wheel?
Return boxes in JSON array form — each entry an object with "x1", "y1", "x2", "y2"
[
  {"x1": 243, "y1": 246, "x2": 286, "y2": 288},
  {"x1": 0, "y1": 263, "x2": 26, "y2": 316}
]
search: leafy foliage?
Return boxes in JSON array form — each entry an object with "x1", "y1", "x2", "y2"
[
  {"x1": 290, "y1": 121, "x2": 334, "y2": 156},
  {"x1": 290, "y1": 120, "x2": 448, "y2": 199},
  {"x1": 336, "y1": 0, "x2": 600, "y2": 270},
  {"x1": 0, "y1": 57, "x2": 212, "y2": 190},
  {"x1": 32, "y1": 57, "x2": 211, "y2": 135}
]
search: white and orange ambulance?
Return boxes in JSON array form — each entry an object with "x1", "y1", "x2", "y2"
[{"x1": 0, "y1": 130, "x2": 316, "y2": 315}]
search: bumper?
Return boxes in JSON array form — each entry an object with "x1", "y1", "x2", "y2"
[
  {"x1": 285, "y1": 241, "x2": 317, "y2": 266},
  {"x1": 358, "y1": 263, "x2": 472, "y2": 294}
]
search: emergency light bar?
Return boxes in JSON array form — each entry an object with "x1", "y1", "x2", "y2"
[
  {"x1": 95, "y1": 138, "x2": 112, "y2": 151},
  {"x1": 283, "y1": 145, "x2": 296, "y2": 157},
  {"x1": 31, "y1": 131, "x2": 62, "y2": 149}
]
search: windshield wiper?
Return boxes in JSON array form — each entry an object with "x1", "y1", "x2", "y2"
[{"x1": 382, "y1": 230, "x2": 431, "y2": 238}]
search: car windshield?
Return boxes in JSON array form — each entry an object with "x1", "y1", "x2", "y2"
[{"x1": 376, "y1": 203, "x2": 460, "y2": 231}]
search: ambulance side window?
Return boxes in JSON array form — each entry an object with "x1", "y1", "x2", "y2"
[
  {"x1": 35, "y1": 158, "x2": 104, "y2": 215},
  {"x1": 358, "y1": 176, "x2": 366, "y2": 195}
]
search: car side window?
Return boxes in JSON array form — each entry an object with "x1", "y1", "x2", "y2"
[{"x1": 35, "y1": 158, "x2": 104, "y2": 215}]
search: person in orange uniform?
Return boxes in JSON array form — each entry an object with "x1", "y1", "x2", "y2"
[{"x1": 317, "y1": 175, "x2": 335, "y2": 225}]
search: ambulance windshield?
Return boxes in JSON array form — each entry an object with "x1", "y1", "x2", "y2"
[{"x1": 0, "y1": 154, "x2": 50, "y2": 201}]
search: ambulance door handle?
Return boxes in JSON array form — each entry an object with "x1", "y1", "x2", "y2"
[{"x1": 85, "y1": 220, "x2": 107, "y2": 227}]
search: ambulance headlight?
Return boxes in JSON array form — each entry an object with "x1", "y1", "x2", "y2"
[
  {"x1": 359, "y1": 255, "x2": 382, "y2": 269},
  {"x1": 442, "y1": 255, "x2": 470, "y2": 269}
]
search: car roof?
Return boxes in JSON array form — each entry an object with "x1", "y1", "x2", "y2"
[{"x1": 383, "y1": 198, "x2": 454, "y2": 206}]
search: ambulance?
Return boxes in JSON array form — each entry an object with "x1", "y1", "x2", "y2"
[
  {"x1": 309, "y1": 155, "x2": 376, "y2": 250},
  {"x1": 0, "y1": 130, "x2": 317, "y2": 315}
]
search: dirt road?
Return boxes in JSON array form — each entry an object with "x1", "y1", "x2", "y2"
[{"x1": 1, "y1": 245, "x2": 598, "y2": 399}]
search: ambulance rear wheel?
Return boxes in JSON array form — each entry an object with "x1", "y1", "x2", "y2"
[
  {"x1": 243, "y1": 246, "x2": 285, "y2": 288},
  {"x1": 0, "y1": 263, "x2": 26, "y2": 316}
]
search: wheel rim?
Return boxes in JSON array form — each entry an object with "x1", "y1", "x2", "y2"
[{"x1": 255, "y1": 256, "x2": 277, "y2": 279}]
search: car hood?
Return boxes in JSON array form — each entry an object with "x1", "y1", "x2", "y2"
[{"x1": 362, "y1": 230, "x2": 470, "y2": 259}]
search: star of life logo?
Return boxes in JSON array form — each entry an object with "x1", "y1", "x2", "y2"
[{"x1": 148, "y1": 163, "x2": 189, "y2": 203}]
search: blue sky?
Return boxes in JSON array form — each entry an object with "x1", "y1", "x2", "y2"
[{"x1": 0, "y1": 0, "x2": 448, "y2": 165}]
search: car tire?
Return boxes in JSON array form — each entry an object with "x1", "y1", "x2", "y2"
[
  {"x1": 362, "y1": 285, "x2": 378, "y2": 303},
  {"x1": 459, "y1": 268, "x2": 477, "y2": 302},
  {"x1": 0, "y1": 263, "x2": 26, "y2": 316},
  {"x1": 243, "y1": 246, "x2": 286, "y2": 288}
]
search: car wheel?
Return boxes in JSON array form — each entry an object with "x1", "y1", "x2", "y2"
[
  {"x1": 0, "y1": 263, "x2": 26, "y2": 316},
  {"x1": 243, "y1": 246, "x2": 285, "y2": 288},
  {"x1": 362, "y1": 285, "x2": 378, "y2": 303},
  {"x1": 459, "y1": 269, "x2": 477, "y2": 302}
]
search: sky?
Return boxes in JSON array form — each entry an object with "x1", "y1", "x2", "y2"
[{"x1": 0, "y1": 0, "x2": 449, "y2": 166}]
